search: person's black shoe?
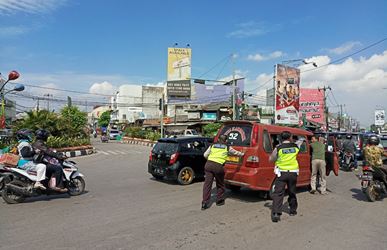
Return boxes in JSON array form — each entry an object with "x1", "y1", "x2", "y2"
[
  {"x1": 289, "y1": 211, "x2": 297, "y2": 216},
  {"x1": 216, "y1": 199, "x2": 225, "y2": 206},
  {"x1": 201, "y1": 203, "x2": 209, "y2": 210},
  {"x1": 271, "y1": 213, "x2": 281, "y2": 223},
  {"x1": 310, "y1": 189, "x2": 316, "y2": 194}
]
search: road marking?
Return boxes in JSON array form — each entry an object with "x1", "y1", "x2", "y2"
[
  {"x1": 99, "y1": 151, "x2": 110, "y2": 155},
  {"x1": 107, "y1": 150, "x2": 119, "y2": 155},
  {"x1": 116, "y1": 151, "x2": 127, "y2": 154}
]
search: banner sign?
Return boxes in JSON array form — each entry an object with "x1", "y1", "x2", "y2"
[
  {"x1": 375, "y1": 110, "x2": 385, "y2": 126},
  {"x1": 299, "y1": 88, "x2": 325, "y2": 125},
  {"x1": 167, "y1": 47, "x2": 191, "y2": 81},
  {"x1": 274, "y1": 64, "x2": 300, "y2": 125},
  {"x1": 167, "y1": 80, "x2": 191, "y2": 98}
]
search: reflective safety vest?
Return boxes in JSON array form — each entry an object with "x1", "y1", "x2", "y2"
[
  {"x1": 275, "y1": 143, "x2": 300, "y2": 171},
  {"x1": 208, "y1": 144, "x2": 228, "y2": 165}
]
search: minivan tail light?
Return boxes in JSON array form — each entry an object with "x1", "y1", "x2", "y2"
[
  {"x1": 251, "y1": 126, "x2": 259, "y2": 147},
  {"x1": 169, "y1": 153, "x2": 179, "y2": 165},
  {"x1": 246, "y1": 155, "x2": 259, "y2": 168}
]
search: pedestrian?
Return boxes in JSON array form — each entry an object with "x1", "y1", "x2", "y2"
[
  {"x1": 269, "y1": 131, "x2": 305, "y2": 222},
  {"x1": 310, "y1": 136, "x2": 328, "y2": 195},
  {"x1": 201, "y1": 135, "x2": 244, "y2": 210}
]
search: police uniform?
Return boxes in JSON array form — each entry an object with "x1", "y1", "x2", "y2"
[
  {"x1": 202, "y1": 143, "x2": 243, "y2": 207},
  {"x1": 270, "y1": 140, "x2": 302, "y2": 219}
]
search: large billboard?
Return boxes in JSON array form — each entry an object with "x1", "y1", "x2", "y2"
[
  {"x1": 375, "y1": 109, "x2": 385, "y2": 126},
  {"x1": 274, "y1": 64, "x2": 300, "y2": 125},
  {"x1": 299, "y1": 88, "x2": 325, "y2": 125},
  {"x1": 167, "y1": 80, "x2": 191, "y2": 98},
  {"x1": 167, "y1": 47, "x2": 191, "y2": 81}
]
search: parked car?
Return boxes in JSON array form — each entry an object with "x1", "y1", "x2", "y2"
[
  {"x1": 148, "y1": 136, "x2": 213, "y2": 185},
  {"x1": 215, "y1": 121, "x2": 339, "y2": 197},
  {"x1": 109, "y1": 130, "x2": 120, "y2": 140}
]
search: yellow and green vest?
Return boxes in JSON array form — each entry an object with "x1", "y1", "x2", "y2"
[
  {"x1": 208, "y1": 144, "x2": 228, "y2": 165},
  {"x1": 275, "y1": 143, "x2": 300, "y2": 171}
]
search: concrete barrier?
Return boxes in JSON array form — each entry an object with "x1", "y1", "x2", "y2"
[{"x1": 121, "y1": 137, "x2": 156, "y2": 147}]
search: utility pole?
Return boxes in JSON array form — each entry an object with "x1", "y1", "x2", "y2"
[
  {"x1": 232, "y1": 53, "x2": 236, "y2": 120},
  {"x1": 159, "y1": 97, "x2": 164, "y2": 138},
  {"x1": 338, "y1": 104, "x2": 344, "y2": 131},
  {"x1": 318, "y1": 86, "x2": 331, "y2": 131}
]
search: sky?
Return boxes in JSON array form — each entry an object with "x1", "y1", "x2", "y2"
[{"x1": 0, "y1": 0, "x2": 386, "y2": 126}]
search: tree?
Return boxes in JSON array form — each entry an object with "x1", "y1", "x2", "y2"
[
  {"x1": 203, "y1": 123, "x2": 223, "y2": 137},
  {"x1": 60, "y1": 106, "x2": 88, "y2": 138},
  {"x1": 98, "y1": 111, "x2": 111, "y2": 128},
  {"x1": 13, "y1": 110, "x2": 62, "y2": 136}
]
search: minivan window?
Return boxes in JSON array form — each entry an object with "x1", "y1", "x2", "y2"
[
  {"x1": 292, "y1": 135, "x2": 307, "y2": 153},
  {"x1": 263, "y1": 130, "x2": 272, "y2": 152},
  {"x1": 219, "y1": 124, "x2": 252, "y2": 146},
  {"x1": 153, "y1": 142, "x2": 178, "y2": 154}
]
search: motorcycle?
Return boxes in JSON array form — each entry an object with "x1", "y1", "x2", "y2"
[
  {"x1": 340, "y1": 151, "x2": 355, "y2": 171},
  {"x1": 1, "y1": 159, "x2": 85, "y2": 204},
  {"x1": 101, "y1": 135, "x2": 109, "y2": 143},
  {"x1": 360, "y1": 159, "x2": 387, "y2": 202}
]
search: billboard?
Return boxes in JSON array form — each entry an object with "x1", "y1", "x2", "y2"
[
  {"x1": 299, "y1": 88, "x2": 325, "y2": 125},
  {"x1": 167, "y1": 80, "x2": 191, "y2": 98},
  {"x1": 167, "y1": 47, "x2": 191, "y2": 81},
  {"x1": 375, "y1": 110, "x2": 385, "y2": 126},
  {"x1": 274, "y1": 64, "x2": 300, "y2": 125}
]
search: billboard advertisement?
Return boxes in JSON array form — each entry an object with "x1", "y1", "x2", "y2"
[
  {"x1": 375, "y1": 109, "x2": 385, "y2": 126},
  {"x1": 299, "y1": 88, "x2": 325, "y2": 125},
  {"x1": 167, "y1": 80, "x2": 191, "y2": 98},
  {"x1": 167, "y1": 47, "x2": 191, "y2": 81},
  {"x1": 274, "y1": 64, "x2": 300, "y2": 125}
]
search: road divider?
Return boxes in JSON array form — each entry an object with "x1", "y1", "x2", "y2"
[
  {"x1": 55, "y1": 145, "x2": 95, "y2": 158},
  {"x1": 121, "y1": 137, "x2": 156, "y2": 147}
]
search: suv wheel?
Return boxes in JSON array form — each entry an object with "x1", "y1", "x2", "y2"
[{"x1": 177, "y1": 167, "x2": 194, "y2": 185}]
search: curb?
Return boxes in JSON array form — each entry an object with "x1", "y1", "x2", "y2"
[
  {"x1": 61, "y1": 148, "x2": 95, "y2": 158},
  {"x1": 121, "y1": 137, "x2": 156, "y2": 147}
]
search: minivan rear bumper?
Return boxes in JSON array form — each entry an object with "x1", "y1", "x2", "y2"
[
  {"x1": 224, "y1": 167, "x2": 271, "y2": 191},
  {"x1": 148, "y1": 162, "x2": 179, "y2": 180}
]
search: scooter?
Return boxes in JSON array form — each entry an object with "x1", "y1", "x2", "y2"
[
  {"x1": 340, "y1": 151, "x2": 355, "y2": 171},
  {"x1": 1, "y1": 160, "x2": 86, "y2": 204},
  {"x1": 360, "y1": 158, "x2": 387, "y2": 202},
  {"x1": 101, "y1": 134, "x2": 109, "y2": 143}
]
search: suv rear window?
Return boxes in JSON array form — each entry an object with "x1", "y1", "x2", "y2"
[
  {"x1": 153, "y1": 142, "x2": 179, "y2": 154},
  {"x1": 219, "y1": 124, "x2": 252, "y2": 146}
]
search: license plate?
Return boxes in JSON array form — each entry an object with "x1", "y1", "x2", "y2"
[{"x1": 227, "y1": 156, "x2": 240, "y2": 163}]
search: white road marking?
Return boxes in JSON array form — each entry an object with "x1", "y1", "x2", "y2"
[
  {"x1": 107, "y1": 150, "x2": 119, "y2": 155},
  {"x1": 99, "y1": 151, "x2": 110, "y2": 155}
]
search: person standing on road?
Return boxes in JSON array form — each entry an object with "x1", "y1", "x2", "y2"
[
  {"x1": 310, "y1": 136, "x2": 328, "y2": 195},
  {"x1": 201, "y1": 135, "x2": 244, "y2": 210},
  {"x1": 269, "y1": 131, "x2": 305, "y2": 222}
]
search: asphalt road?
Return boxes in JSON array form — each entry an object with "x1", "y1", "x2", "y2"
[{"x1": 1, "y1": 139, "x2": 386, "y2": 250}]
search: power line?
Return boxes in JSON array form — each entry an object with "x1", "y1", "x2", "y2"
[
  {"x1": 198, "y1": 54, "x2": 233, "y2": 79},
  {"x1": 246, "y1": 75, "x2": 274, "y2": 92}
]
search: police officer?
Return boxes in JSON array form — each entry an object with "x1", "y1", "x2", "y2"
[
  {"x1": 269, "y1": 131, "x2": 305, "y2": 222},
  {"x1": 201, "y1": 135, "x2": 244, "y2": 210}
]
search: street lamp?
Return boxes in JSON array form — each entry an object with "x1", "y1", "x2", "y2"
[{"x1": 0, "y1": 70, "x2": 22, "y2": 128}]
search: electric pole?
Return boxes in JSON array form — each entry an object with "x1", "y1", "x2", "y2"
[
  {"x1": 318, "y1": 86, "x2": 331, "y2": 131},
  {"x1": 338, "y1": 104, "x2": 345, "y2": 131},
  {"x1": 232, "y1": 53, "x2": 236, "y2": 120}
]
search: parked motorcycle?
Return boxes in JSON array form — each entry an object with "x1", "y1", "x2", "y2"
[
  {"x1": 1, "y1": 160, "x2": 85, "y2": 204},
  {"x1": 360, "y1": 159, "x2": 387, "y2": 202},
  {"x1": 340, "y1": 151, "x2": 355, "y2": 171}
]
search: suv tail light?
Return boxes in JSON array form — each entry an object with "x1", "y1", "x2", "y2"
[
  {"x1": 169, "y1": 153, "x2": 179, "y2": 165},
  {"x1": 246, "y1": 155, "x2": 259, "y2": 168},
  {"x1": 251, "y1": 126, "x2": 259, "y2": 147}
]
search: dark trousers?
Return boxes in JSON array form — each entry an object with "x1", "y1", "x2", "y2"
[
  {"x1": 46, "y1": 164, "x2": 63, "y2": 187},
  {"x1": 272, "y1": 172, "x2": 298, "y2": 215},
  {"x1": 202, "y1": 160, "x2": 225, "y2": 204}
]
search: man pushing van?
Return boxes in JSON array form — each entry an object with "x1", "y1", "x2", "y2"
[{"x1": 269, "y1": 131, "x2": 305, "y2": 222}]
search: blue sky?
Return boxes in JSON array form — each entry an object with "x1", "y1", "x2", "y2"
[{"x1": 1, "y1": 0, "x2": 387, "y2": 125}]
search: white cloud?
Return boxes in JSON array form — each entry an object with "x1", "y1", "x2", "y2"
[
  {"x1": 227, "y1": 21, "x2": 269, "y2": 38},
  {"x1": 0, "y1": 0, "x2": 67, "y2": 15},
  {"x1": 247, "y1": 51, "x2": 284, "y2": 62},
  {"x1": 325, "y1": 41, "x2": 362, "y2": 55},
  {"x1": 0, "y1": 25, "x2": 29, "y2": 36},
  {"x1": 89, "y1": 81, "x2": 116, "y2": 95},
  {"x1": 299, "y1": 50, "x2": 387, "y2": 125}
]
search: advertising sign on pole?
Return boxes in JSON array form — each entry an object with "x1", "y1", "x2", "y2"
[
  {"x1": 167, "y1": 47, "x2": 191, "y2": 81},
  {"x1": 274, "y1": 64, "x2": 300, "y2": 125},
  {"x1": 299, "y1": 88, "x2": 325, "y2": 125},
  {"x1": 375, "y1": 109, "x2": 385, "y2": 126},
  {"x1": 166, "y1": 80, "x2": 191, "y2": 98}
]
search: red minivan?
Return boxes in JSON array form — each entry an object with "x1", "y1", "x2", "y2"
[{"x1": 215, "y1": 121, "x2": 339, "y2": 196}]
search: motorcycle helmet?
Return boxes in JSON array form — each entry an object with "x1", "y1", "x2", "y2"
[
  {"x1": 346, "y1": 134, "x2": 352, "y2": 140},
  {"x1": 368, "y1": 135, "x2": 380, "y2": 146},
  {"x1": 35, "y1": 129, "x2": 50, "y2": 141},
  {"x1": 16, "y1": 129, "x2": 33, "y2": 142}
]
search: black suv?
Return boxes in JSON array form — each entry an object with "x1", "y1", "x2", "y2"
[{"x1": 148, "y1": 136, "x2": 213, "y2": 185}]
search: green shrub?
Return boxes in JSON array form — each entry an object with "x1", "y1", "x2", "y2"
[
  {"x1": 47, "y1": 136, "x2": 90, "y2": 148},
  {"x1": 203, "y1": 123, "x2": 223, "y2": 137}
]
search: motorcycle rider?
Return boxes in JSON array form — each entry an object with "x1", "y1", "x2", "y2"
[
  {"x1": 342, "y1": 134, "x2": 357, "y2": 169},
  {"x1": 363, "y1": 135, "x2": 387, "y2": 173},
  {"x1": 16, "y1": 129, "x2": 46, "y2": 190},
  {"x1": 32, "y1": 129, "x2": 68, "y2": 192}
]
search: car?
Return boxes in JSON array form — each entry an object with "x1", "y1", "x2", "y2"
[
  {"x1": 215, "y1": 121, "x2": 339, "y2": 197},
  {"x1": 108, "y1": 130, "x2": 120, "y2": 140},
  {"x1": 148, "y1": 136, "x2": 213, "y2": 185}
]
